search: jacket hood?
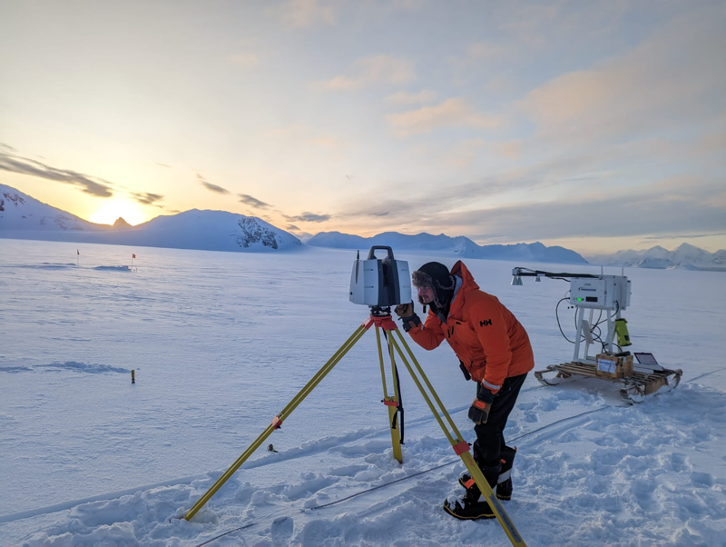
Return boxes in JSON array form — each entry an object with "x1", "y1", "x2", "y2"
[
  {"x1": 451, "y1": 261, "x2": 479, "y2": 291},
  {"x1": 449, "y1": 261, "x2": 480, "y2": 317}
]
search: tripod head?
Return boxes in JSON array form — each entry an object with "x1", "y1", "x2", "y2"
[{"x1": 369, "y1": 305, "x2": 392, "y2": 317}]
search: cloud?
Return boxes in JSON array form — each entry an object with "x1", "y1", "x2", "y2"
[
  {"x1": 156, "y1": 162, "x2": 172, "y2": 169},
  {"x1": 643, "y1": 232, "x2": 726, "y2": 242},
  {"x1": 229, "y1": 52, "x2": 259, "y2": 68},
  {"x1": 306, "y1": 136, "x2": 343, "y2": 150},
  {"x1": 385, "y1": 90, "x2": 437, "y2": 105},
  {"x1": 131, "y1": 192, "x2": 164, "y2": 206},
  {"x1": 387, "y1": 98, "x2": 501, "y2": 137},
  {"x1": 264, "y1": 124, "x2": 345, "y2": 151},
  {"x1": 0, "y1": 152, "x2": 113, "y2": 198},
  {"x1": 314, "y1": 55, "x2": 415, "y2": 91},
  {"x1": 201, "y1": 181, "x2": 230, "y2": 194},
  {"x1": 273, "y1": 0, "x2": 336, "y2": 28},
  {"x1": 498, "y1": 2, "x2": 570, "y2": 48},
  {"x1": 414, "y1": 133, "x2": 720, "y2": 207},
  {"x1": 198, "y1": 174, "x2": 230, "y2": 194},
  {"x1": 443, "y1": 178, "x2": 726, "y2": 243},
  {"x1": 332, "y1": 142, "x2": 725, "y2": 243},
  {"x1": 264, "y1": 125, "x2": 307, "y2": 139},
  {"x1": 285, "y1": 212, "x2": 331, "y2": 222},
  {"x1": 238, "y1": 194, "x2": 271, "y2": 209},
  {"x1": 696, "y1": 132, "x2": 726, "y2": 156},
  {"x1": 468, "y1": 41, "x2": 509, "y2": 60},
  {"x1": 518, "y1": 6, "x2": 726, "y2": 145},
  {"x1": 338, "y1": 199, "x2": 424, "y2": 223},
  {"x1": 443, "y1": 138, "x2": 487, "y2": 168}
]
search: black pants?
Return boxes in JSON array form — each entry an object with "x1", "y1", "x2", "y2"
[{"x1": 473, "y1": 372, "x2": 527, "y2": 467}]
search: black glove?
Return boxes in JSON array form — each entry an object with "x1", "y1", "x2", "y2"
[
  {"x1": 394, "y1": 302, "x2": 421, "y2": 332},
  {"x1": 468, "y1": 383, "x2": 495, "y2": 425}
]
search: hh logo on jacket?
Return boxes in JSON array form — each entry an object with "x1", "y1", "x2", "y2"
[{"x1": 479, "y1": 319, "x2": 492, "y2": 327}]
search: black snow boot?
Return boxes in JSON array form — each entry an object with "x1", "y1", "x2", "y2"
[
  {"x1": 443, "y1": 464, "x2": 501, "y2": 520},
  {"x1": 458, "y1": 445, "x2": 517, "y2": 500},
  {"x1": 496, "y1": 445, "x2": 516, "y2": 500}
]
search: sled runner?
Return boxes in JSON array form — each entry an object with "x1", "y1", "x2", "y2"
[{"x1": 534, "y1": 357, "x2": 682, "y2": 404}]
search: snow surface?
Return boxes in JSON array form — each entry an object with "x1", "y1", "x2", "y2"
[{"x1": 1, "y1": 239, "x2": 725, "y2": 546}]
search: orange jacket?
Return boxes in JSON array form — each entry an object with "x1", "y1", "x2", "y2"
[{"x1": 408, "y1": 261, "x2": 534, "y2": 394}]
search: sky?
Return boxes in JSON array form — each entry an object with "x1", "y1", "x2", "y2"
[{"x1": 1, "y1": 0, "x2": 724, "y2": 254}]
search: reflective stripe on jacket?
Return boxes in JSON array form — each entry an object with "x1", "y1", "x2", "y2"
[{"x1": 408, "y1": 261, "x2": 534, "y2": 393}]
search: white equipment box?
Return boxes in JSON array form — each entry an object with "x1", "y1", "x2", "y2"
[{"x1": 570, "y1": 275, "x2": 631, "y2": 310}]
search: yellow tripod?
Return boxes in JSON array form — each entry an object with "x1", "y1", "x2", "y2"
[{"x1": 184, "y1": 310, "x2": 526, "y2": 547}]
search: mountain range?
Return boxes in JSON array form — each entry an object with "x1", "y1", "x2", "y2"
[
  {"x1": 0, "y1": 184, "x2": 302, "y2": 252},
  {"x1": 587, "y1": 244, "x2": 726, "y2": 271},
  {"x1": 0, "y1": 184, "x2": 586, "y2": 264},
  {"x1": 1, "y1": 184, "x2": 723, "y2": 269},
  {"x1": 307, "y1": 231, "x2": 587, "y2": 263}
]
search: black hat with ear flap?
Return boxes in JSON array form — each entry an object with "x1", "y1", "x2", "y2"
[{"x1": 412, "y1": 262, "x2": 455, "y2": 310}]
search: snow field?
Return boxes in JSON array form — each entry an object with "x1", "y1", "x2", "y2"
[{"x1": 1, "y1": 239, "x2": 725, "y2": 545}]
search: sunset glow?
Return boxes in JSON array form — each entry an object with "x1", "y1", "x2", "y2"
[
  {"x1": 0, "y1": 1, "x2": 723, "y2": 253},
  {"x1": 88, "y1": 200, "x2": 147, "y2": 226}
]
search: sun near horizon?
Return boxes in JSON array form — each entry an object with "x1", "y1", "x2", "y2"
[{"x1": 88, "y1": 199, "x2": 148, "y2": 226}]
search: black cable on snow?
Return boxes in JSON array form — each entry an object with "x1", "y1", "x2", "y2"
[
  {"x1": 197, "y1": 366, "x2": 726, "y2": 545},
  {"x1": 508, "y1": 405, "x2": 610, "y2": 442},
  {"x1": 686, "y1": 366, "x2": 726, "y2": 383},
  {"x1": 301, "y1": 366, "x2": 725, "y2": 516},
  {"x1": 306, "y1": 460, "x2": 455, "y2": 511},
  {"x1": 191, "y1": 402, "x2": 626, "y2": 545},
  {"x1": 195, "y1": 523, "x2": 257, "y2": 546},
  {"x1": 304, "y1": 404, "x2": 614, "y2": 513}
]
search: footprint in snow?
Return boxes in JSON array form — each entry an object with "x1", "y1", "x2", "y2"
[{"x1": 271, "y1": 516, "x2": 294, "y2": 543}]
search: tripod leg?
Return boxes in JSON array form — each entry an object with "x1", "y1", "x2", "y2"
[
  {"x1": 375, "y1": 327, "x2": 403, "y2": 463},
  {"x1": 390, "y1": 330, "x2": 526, "y2": 547},
  {"x1": 184, "y1": 324, "x2": 368, "y2": 521}
]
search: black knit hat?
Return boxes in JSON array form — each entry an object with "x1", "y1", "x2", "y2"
[{"x1": 412, "y1": 262, "x2": 455, "y2": 310}]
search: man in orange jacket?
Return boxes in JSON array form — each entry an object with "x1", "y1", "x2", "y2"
[{"x1": 395, "y1": 261, "x2": 534, "y2": 520}]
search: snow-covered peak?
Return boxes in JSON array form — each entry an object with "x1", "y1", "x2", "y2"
[
  {"x1": 0, "y1": 184, "x2": 104, "y2": 232},
  {"x1": 132, "y1": 209, "x2": 302, "y2": 252},
  {"x1": 113, "y1": 217, "x2": 132, "y2": 229},
  {"x1": 670, "y1": 243, "x2": 710, "y2": 265},
  {"x1": 642, "y1": 245, "x2": 670, "y2": 259}
]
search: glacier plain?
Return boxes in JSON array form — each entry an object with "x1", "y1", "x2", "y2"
[{"x1": 1, "y1": 239, "x2": 725, "y2": 546}]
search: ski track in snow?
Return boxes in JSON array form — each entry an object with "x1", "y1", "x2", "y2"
[
  {"x1": 1, "y1": 240, "x2": 725, "y2": 546},
  {"x1": 0, "y1": 361, "x2": 130, "y2": 375}
]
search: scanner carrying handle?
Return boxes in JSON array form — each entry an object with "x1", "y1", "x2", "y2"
[{"x1": 367, "y1": 246, "x2": 395, "y2": 260}]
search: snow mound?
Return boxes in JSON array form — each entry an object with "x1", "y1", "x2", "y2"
[{"x1": 93, "y1": 265, "x2": 132, "y2": 272}]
